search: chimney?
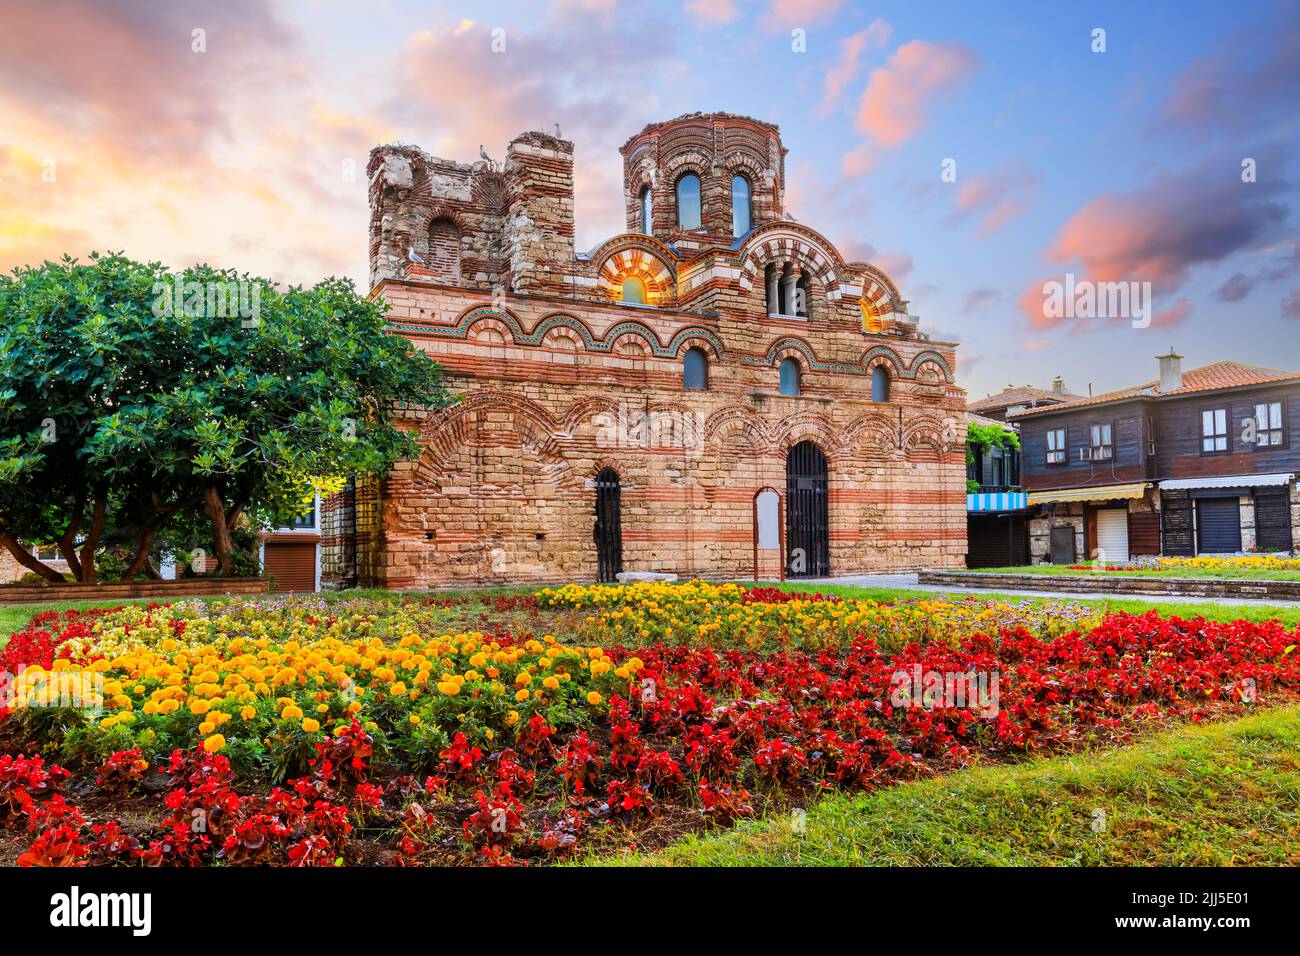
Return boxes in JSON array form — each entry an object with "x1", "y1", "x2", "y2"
[
  {"x1": 1051, "y1": 375, "x2": 1066, "y2": 394},
  {"x1": 1157, "y1": 348, "x2": 1183, "y2": 392}
]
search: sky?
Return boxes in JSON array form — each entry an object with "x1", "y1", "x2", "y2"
[{"x1": 1, "y1": 0, "x2": 1297, "y2": 400}]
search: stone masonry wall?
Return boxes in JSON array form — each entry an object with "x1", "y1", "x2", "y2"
[{"x1": 337, "y1": 114, "x2": 968, "y2": 589}]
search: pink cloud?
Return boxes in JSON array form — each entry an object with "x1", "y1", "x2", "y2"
[
  {"x1": 855, "y1": 40, "x2": 978, "y2": 147},
  {"x1": 950, "y1": 164, "x2": 1038, "y2": 236},
  {"x1": 820, "y1": 20, "x2": 891, "y2": 116},
  {"x1": 1151, "y1": 299, "x2": 1193, "y2": 328},
  {"x1": 760, "y1": 0, "x2": 841, "y2": 32},
  {"x1": 1044, "y1": 155, "x2": 1288, "y2": 289},
  {"x1": 682, "y1": 0, "x2": 739, "y2": 26}
]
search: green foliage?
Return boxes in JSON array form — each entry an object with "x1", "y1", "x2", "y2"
[
  {"x1": 965, "y1": 421, "x2": 1019, "y2": 459},
  {"x1": 0, "y1": 252, "x2": 455, "y2": 575}
]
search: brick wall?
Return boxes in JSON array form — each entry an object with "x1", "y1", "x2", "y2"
[{"x1": 336, "y1": 113, "x2": 968, "y2": 589}]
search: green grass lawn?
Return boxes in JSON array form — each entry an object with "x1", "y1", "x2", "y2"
[
  {"x1": 971, "y1": 562, "x2": 1300, "y2": 582},
  {"x1": 588, "y1": 705, "x2": 1300, "y2": 866}
]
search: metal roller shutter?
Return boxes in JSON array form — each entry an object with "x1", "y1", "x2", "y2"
[
  {"x1": 1196, "y1": 498, "x2": 1241, "y2": 554},
  {"x1": 1094, "y1": 508, "x2": 1129, "y2": 563},
  {"x1": 264, "y1": 542, "x2": 318, "y2": 592}
]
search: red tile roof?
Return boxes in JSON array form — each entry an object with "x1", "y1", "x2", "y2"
[
  {"x1": 1008, "y1": 361, "x2": 1300, "y2": 417},
  {"x1": 968, "y1": 385, "x2": 1081, "y2": 413}
]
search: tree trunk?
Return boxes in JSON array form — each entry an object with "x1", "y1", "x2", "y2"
[
  {"x1": 0, "y1": 529, "x2": 68, "y2": 583},
  {"x1": 121, "y1": 517, "x2": 159, "y2": 581},
  {"x1": 202, "y1": 485, "x2": 234, "y2": 575},
  {"x1": 143, "y1": 560, "x2": 162, "y2": 580},
  {"x1": 56, "y1": 519, "x2": 82, "y2": 581},
  {"x1": 77, "y1": 497, "x2": 106, "y2": 583}
]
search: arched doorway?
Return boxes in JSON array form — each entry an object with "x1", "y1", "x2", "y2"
[
  {"x1": 786, "y1": 441, "x2": 828, "y2": 577},
  {"x1": 594, "y1": 468, "x2": 623, "y2": 583}
]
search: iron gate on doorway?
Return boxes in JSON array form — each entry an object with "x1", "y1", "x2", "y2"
[
  {"x1": 786, "y1": 440, "x2": 829, "y2": 578},
  {"x1": 594, "y1": 467, "x2": 623, "y2": 583}
]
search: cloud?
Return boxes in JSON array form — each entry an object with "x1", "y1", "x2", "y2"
[
  {"x1": 950, "y1": 164, "x2": 1039, "y2": 236},
  {"x1": 760, "y1": 0, "x2": 841, "y2": 32},
  {"x1": 854, "y1": 40, "x2": 977, "y2": 147},
  {"x1": 839, "y1": 241, "x2": 912, "y2": 281},
  {"x1": 683, "y1": 0, "x2": 740, "y2": 26},
  {"x1": 1213, "y1": 242, "x2": 1300, "y2": 302},
  {"x1": 1284, "y1": 290, "x2": 1300, "y2": 319},
  {"x1": 384, "y1": 20, "x2": 680, "y2": 252},
  {"x1": 1159, "y1": 3, "x2": 1300, "y2": 140},
  {"x1": 1023, "y1": 340, "x2": 1049, "y2": 352},
  {"x1": 961, "y1": 287, "x2": 1000, "y2": 313},
  {"x1": 1041, "y1": 150, "x2": 1291, "y2": 292},
  {"x1": 1151, "y1": 299, "x2": 1193, "y2": 328},
  {"x1": 0, "y1": 0, "x2": 292, "y2": 167},
  {"x1": 820, "y1": 20, "x2": 891, "y2": 116}
]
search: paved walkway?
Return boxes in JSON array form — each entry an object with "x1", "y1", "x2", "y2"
[{"x1": 792, "y1": 572, "x2": 1299, "y2": 607}]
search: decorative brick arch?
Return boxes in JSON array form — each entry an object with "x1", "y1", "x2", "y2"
[
  {"x1": 861, "y1": 346, "x2": 906, "y2": 376},
  {"x1": 908, "y1": 350, "x2": 955, "y2": 384},
  {"x1": 595, "y1": 241, "x2": 677, "y2": 305},
  {"x1": 774, "y1": 413, "x2": 841, "y2": 458},
  {"x1": 413, "y1": 391, "x2": 570, "y2": 485},
  {"x1": 842, "y1": 412, "x2": 899, "y2": 456}
]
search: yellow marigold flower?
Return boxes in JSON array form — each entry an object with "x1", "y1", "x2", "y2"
[
  {"x1": 505, "y1": 710, "x2": 520, "y2": 726},
  {"x1": 514, "y1": 688, "x2": 529, "y2": 702},
  {"x1": 204, "y1": 734, "x2": 226, "y2": 753},
  {"x1": 409, "y1": 714, "x2": 421, "y2": 725},
  {"x1": 390, "y1": 681, "x2": 408, "y2": 697},
  {"x1": 241, "y1": 706, "x2": 257, "y2": 720},
  {"x1": 437, "y1": 681, "x2": 460, "y2": 696},
  {"x1": 302, "y1": 718, "x2": 321, "y2": 733},
  {"x1": 587, "y1": 692, "x2": 603, "y2": 706},
  {"x1": 347, "y1": 701, "x2": 363, "y2": 714},
  {"x1": 282, "y1": 704, "x2": 304, "y2": 720},
  {"x1": 515, "y1": 672, "x2": 532, "y2": 686},
  {"x1": 542, "y1": 676, "x2": 560, "y2": 691},
  {"x1": 189, "y1": 699, "x2": 212, "y2": 716}
]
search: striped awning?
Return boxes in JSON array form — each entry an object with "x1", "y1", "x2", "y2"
[
  {"x1": 966, "y1": 491, "x2": 1028, "y2": 512},
  {"x1": 1027, "y1": 482, "x2": 1150, "y2": 505},
  {"x1": 1159, "y1": 473, "x2": 1293, "y2": 491}
]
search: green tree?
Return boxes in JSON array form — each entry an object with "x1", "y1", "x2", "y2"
[{"x1": 0, "y1": 253, "x2": 453, "y2": 579}]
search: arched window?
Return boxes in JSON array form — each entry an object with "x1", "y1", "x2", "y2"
[
  {"x1": 795, "y1": 275, "x2": 810, "y2": 319},
  {"x1": 683, "y1": 346, "x2": 708, "y2": 389},
  {"x1": 871, "y1": 365, "x2": 891, "y2": 403},
  {"x1": 779, "y1": 358, "x2": 801, "y2": 396},
  {"x1": 731, "y1": 174, "x2": 751, "y2": 237},
  {"x1": 621, "y1": 276, "x2": 645, "y2": 304},
  {"x1": 676, "y1": 173, "x2": 701, "y2": 230},
  {"x1": 427, "y1": 217, "x2": 461, "y2": 284},
  {"x1": 639, "y1": 187, "x2": 652, "y2": 234}
]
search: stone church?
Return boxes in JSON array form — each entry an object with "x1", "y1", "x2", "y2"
[{"x1": 321, "y1": 112, "x2": 966, "y2": 588}]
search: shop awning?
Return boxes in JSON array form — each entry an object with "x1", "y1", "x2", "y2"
[
  {"x1": 1159, "y1": 473, "x2": 1294, "y2": 491},
  {"x1": 967, "y1": 492, "x2": 1028, "y2": 512},
  {"x1": 1027, "y1": 482, "x2": 1150, "y2": 505}
]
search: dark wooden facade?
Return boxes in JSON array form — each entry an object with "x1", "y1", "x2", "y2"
[
  {"x1": 1016, "y1": 378, "x2": 1299, "y2": 556},
  {"x1": 1019, "y1": 383, "x2": 1300, "y2": 490}
]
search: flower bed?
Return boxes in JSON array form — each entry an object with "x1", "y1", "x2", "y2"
[{"x1": 1, "y1": 588, "x2": 1297, "y2": 866}]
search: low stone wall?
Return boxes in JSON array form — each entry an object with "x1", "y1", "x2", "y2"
[
  {"x1": 0, "y1": 577, "x2": 271, "y2": 605},
  {"x1": 918, "y1": 570, "x2": 1300, "y2": 601}
]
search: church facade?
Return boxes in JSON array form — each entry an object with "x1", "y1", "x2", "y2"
[{"x1": 321, "y1": 113, "x2": 966, "y2": 589}]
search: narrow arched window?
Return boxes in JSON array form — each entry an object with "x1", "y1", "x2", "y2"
[
  {"x1": 676, "y1": 173, "x2": 701, "y2": 229},
  {"x1": 871, "y1": 365, "x2": 891, "y2": 403},
  {"x1": 427, "y1": 217, "x2": 461, "y2": 284},
  {"x1": 731, "y1": 174, "x2": 751, "y2": 236},
  {"x1": 621, "y1": 277, "x2": 644, "y2": 304},
  {"x1": 639, "y1": 187, "x2": 652, "y2": 233},
  {"x1": 779, "y1": 358, "x2": 801, "y2": 396},
  {"x1": 795, "y1": 275, "x2": 810, "y2": 319},
  {"x1": 683, "y1": 346, "x2": 708, "y2": 389}
]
